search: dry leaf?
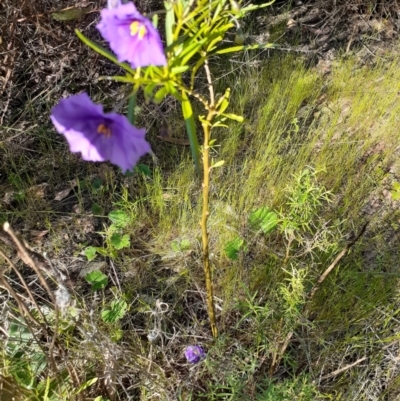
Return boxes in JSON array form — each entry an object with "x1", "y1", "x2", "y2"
[
  {"x1": 51, "y1": 6, "x2": 91, "y2": 21},
  {"x1": 54, "y1": 178, "x2": 78, "y2": 201},
  {"x1": 29, "y1": 230, "x2": 49, "y2": 244},
  {"x1": 79, "y1": 261, "x2": 107, "y2": 278},
  {"x1": 54, "y1": 187, "x2": 72, "y2": 201}
]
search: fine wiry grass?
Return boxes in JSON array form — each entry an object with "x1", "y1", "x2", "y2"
[{"x1": 1, "y1": 47, "x2": 400, "y2": 400}]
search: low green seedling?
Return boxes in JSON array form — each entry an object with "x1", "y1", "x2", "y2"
[
  {"x1": 249, "y1": 206, "x2": 279, "y2": 234},
  {"x1": 85, "y1": 270, "x2": 109, "y2": 291},
  {"x1": 101, "y1": 299, "x2": 128, "y2": 324},
  {"x1": 225, "y1": 237, "x2": 246, "y2": 260},
  {"x1": 390, "y1": 181, "x2": 400, "y2": 200},
  {"x1": 84, "y1": 209, "x2": 133, "y2": 260},
  {"x1": 171, "y1": 238, "x2": 191, "y2": 251}
]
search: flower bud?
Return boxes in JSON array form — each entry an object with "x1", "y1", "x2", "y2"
[
  {"x1": 234, "y1": 28, "x2": 245, "y2": 45},
  {"x1": 230, "y1": 0, "x2": 241, "y2": 14}
]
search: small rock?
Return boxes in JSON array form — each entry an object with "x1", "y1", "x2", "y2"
[{"x1": 78, "y1": 261, "x2": 107, "y2": 278}]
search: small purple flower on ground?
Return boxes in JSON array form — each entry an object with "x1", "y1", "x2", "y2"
[
  {"x1": 97, "y1": 3, "x2": 167, "y2": 69},
  {"x1": 50, "y1": 93, "x2": 151, "y2": 173},
  {"x1": 184, "y1": 345, "x2": 206, "y2": 364}
]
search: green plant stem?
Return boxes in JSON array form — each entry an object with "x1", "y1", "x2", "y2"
[{"x1": 201, "y1": 110, "x2": 218, "y2": 338}]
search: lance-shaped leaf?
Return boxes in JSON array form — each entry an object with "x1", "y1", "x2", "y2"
[
  {"x1": 164, "y1": 0, "x2": 175, "y2": 46},
  {"x1": 75, "y1": 29, "x2": 135, "y2": 74},
  {"x1": 154, "y1": 86, "x2": 169, "y2": 103},
  {"x1": 181, "y1": 91, "x2": 200, "y2": 174},
  {"x1": 240, "y1": 0, "x2": 275, "y2": 15},
  {"x1": 215, "y1": 42, "x2": 276, "y2": 55},
  {"x1": 216, "y1": 88, "x2": 231, "y2": 114},
  {"x1": 222, "y1": 113, "x2": 244, "y2": 122}
]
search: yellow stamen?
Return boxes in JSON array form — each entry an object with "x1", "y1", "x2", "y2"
[
  {"x1": 97, "y1": 123, "x2": 112, "y2": 137},
  {"x1": 130, "y1": 21, "x2": 140, "y2": 36},
  {"x1": 130, "y1": 21, "x2": 147, "y2": 39},
  {"x1": 138, "y1": 25, "x2": 147, "y2": 40}
]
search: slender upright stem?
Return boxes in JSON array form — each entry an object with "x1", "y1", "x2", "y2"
[
  {"x1": 201, "y1": 60, "x2": 218, "y2": 338},
  {"x1": 201, "y1": 110, "x2": 218, "y2": 338}
]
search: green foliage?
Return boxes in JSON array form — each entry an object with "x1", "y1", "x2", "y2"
[
  {"x1": 5, "y1": 35, "x2": 400, "y2": 400},
  {"x1": 108, "y1": 209, "x2": 131, "y2": 229},
  {"x1": 280, "y1": 168, "x2": 332, "y2": 237},
  {"x1": 6, "y1": 320, "x2": 46, "y2": 389},
  {"x1": 171, "y1": 238, "x2": 191, "y2": 251},
  {"x1": 76, "y1": 0, "x2": 274, "y2": 170},
  {"x1": 256, "y1": 375, "x2": 323, "y2": 401},
  {"x1": 391, "y1": 181, "x2": 400, "y2": 200},
  {"x1": 84, "y1": 246, "x2": 97, "y2": 262},
  {"x1": 110, "y1": 233, "x2": 130, "y2": 250},
  {"x1": 84, "y1": 209, "x2": 133, "y2": 260},
  {"x1": 134, "y1": 163, "x2": 152, "y2": 177},
  {"x1": 224, "y1": 237, "x2": 246, "y2": 260},
  {"x1": 4, "y1": 318, "x2": 99, "y2": 400},
  {"x1": 249, "y1": 207, "x2": 279, "y2": 234},
  {"x1": 101, "y1": 299, "x2": 128, "y2": 323},
  {"x1": 85, "y1": 270, "x2": 109, "y2": 291}
]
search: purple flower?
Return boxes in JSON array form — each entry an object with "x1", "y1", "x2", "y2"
[
  {"x1": 97, "y1": 3, "x2": 167, "y2": 69},
  {"x1": 50, "y1": 93, "x2": 151, "y2": 172},
  {"x1": 184, "y1": 345, "x2": 206, "y2": 364},
  {"x1": 107, "y1": 0, "x2": 122, "y2": 9}
]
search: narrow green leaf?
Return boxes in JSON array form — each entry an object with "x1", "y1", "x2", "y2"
[
  {"x1": 212, "y1": 122, "x2": 229, "y2": 128},
  {"x1": 216, "y1": 88, "x2": 231, "y2": 114},
  {"x1": 190, "y1": 55, "x2": 207, "y2": 87},
  {"x1": 153, "y1": 86, "x2": 169, "y2": 104},
  {"x1": 170, "y1": 65, "x2": 190, "y2": 75},
  {"x1": 212, "y1": 2, "x2": 223, "y2": 24},
  {"x1": 73, "y1": 378, "x2": 98, "y2": 395},
  {"x1": 240, "y1": 0, "x2": 275, "y2": 14},
  {"x1": 210, "y1": 160, "x2": 225, "y2": 169},
  {"x1": 144, "y1": 83, "x2": 157, "y2": 101},
  {"x1": 75, "y1": 30, "x2": 135, "y2": 74},
  {"x1": 180, "y1": 39, "x2": 207, "y2": 65},
  {"x1": 181, "y1": 92, "x2": 200, "y2": 174},
  {"x1": 215, "y1": 42, "x2": 276, "y2": 55},
  {"x1": 207, "y1": 35, "x2": 223, "y2": 53},
  {"x1": 164, "y1": 1, "x2": 175, "y2": 46},
  {"x1": 222, "y1": 113, "x2": 244, "y2": 122},
  {"x1": 152, "y1": 13, "x2": 159, "y2": 29}
]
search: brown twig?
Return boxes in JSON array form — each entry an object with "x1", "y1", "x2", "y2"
[
  {"x1": 0, "y1": 247, "x2": 48, "y2": 324},
  {"x1": 0, "y1": 273, "x2": 58, "y2": 374},
  {"x1": 3, "y1": 222, "x2": 55, "y2": 303},
  {"x1": 0, "y1": 223, "x2": 83, "y2": 399},
  {"x1": 307, "y1": 222, "x2": 369, "y2": 302}
]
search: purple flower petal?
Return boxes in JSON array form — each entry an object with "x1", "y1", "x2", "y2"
[
  {"x1": 50, "y1": 93, "x2": 151, "y2": 172},
  {"x1": 97, "y1": 3, "x2": 167, "y2": 69},
  {"x1": 184, "y1": 345, "x2": 206, "y2": 364},
  {"x1": 107, "y1": 0, "x2": 122, "y2": 9}
]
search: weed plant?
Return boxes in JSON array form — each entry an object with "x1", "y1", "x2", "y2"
[{"x1": 1, "y1": 47, "x2": 400, "y2": 399}]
